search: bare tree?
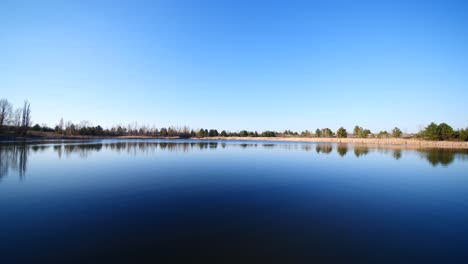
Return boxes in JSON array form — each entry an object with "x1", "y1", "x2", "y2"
[
  {"x1": 79, "y1": 120, "x2": 92, "y2": 129},
  {"x1": 0, "y1": 99, "x2": 13, "y2": 126},
  {"x1": 12, "y1": 108, "x2": 22, "y2": 128},
  {"x1": 58, "y1": 118, "x2": 64, "y2": 134},
  {"x1": 65, "y1": 121, "x2": 74, "y2": 135},
  {"x1": 21, "y1": 101, "x2": 31, "y2": 135}
]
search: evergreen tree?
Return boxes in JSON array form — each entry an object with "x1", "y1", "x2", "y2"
[
  {"x1": 422, "y1": 122, "x2": 439, "y2": 140},
  {"x1": 315, "y1": 129, "x2": 322, "y2": 137},
  {"x1": 336, "y1": 127, "x2": 348, "y2": 138},
  {"x1": 197, "y1": 129, "x2": 206, "y2": 138},
  {"x1": 392, "y1": 127, "x2": 402, "y2": 138},
  {"x1": 438, "y1": 123, "x2": 454, "y2": 140},
  {"x1": 160, "y1": 127, "x2": 168, "y2": 137},
  {"x1": 208, "y1": 129, "x2": 219, "y2": 137},
  {"x1": 239, "y1": 130, "x2": 248, "y2": 137}
]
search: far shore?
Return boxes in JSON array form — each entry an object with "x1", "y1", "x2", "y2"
[
  {"x1": 206, "y1": 136, "x2": 468, "y2": 149},
  {"x1": 1, "y1": 133, "x2": 468, "y2": 149}
]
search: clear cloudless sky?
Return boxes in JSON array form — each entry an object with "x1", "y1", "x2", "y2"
[{"x1": 1, "y1": 0, "x2": 467, "y2": 133}]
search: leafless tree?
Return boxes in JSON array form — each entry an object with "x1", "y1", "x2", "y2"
[
  {"x1": 11, "y1": 108, "x2": 22, "y2": 128},
  {"x1": 21, "y1": 101, "x2": 31, "y2": 135},
  {"x1": 0, "y1": 99, "x2": 13, "y2": 126},
  {"x1": 65, "y1": 121, "x2": 74, "y2": 135},
  {"x1": 58, "y1": 118, "x2": 64, "y2": 134},
  {"x1": 82, "y1": 120, "x2": 91, "y2": 127}
]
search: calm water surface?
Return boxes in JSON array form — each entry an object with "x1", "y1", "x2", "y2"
[{"x1": 1, "y1": 140, "x2": 468, "y2": 263}]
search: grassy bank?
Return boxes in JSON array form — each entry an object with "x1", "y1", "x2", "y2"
[
  {"x1": 205, "y1": 136, "x2": 468, "y2": 149},
  {"x1": 2, "y1": 131, "x2": 468, "y2": 149}
]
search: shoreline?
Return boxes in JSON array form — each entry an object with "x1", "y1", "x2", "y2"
[
  {"x1": 203, "y1": 137, "x2": 468, "y2": 149},
  {"x1": 1, "y1": 135, "x2": 468, "y2": 149}
]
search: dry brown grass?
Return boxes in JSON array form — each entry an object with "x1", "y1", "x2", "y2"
[
  {"x1": 4, "y1": 132, "x2": 467, "y2": 149},
  {"x1": 205, "y1": 137, "x2": 468, "y2": 149}
]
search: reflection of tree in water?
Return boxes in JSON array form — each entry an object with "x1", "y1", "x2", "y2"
[
  {"x1": 78, "y1": 142, "x2": 468, "y2": 168},
  {"x1": 263, "y1": 143, "x2": 305, "y2": 151},
  {"x1": 414, "y1": 149, "x2": 468, "y2": 167},
  {"x1": 0, "y1": 144, "x2": 30, "y2": 180},
  {"x1": 107, "y1": 142, "x2": 222, "y2": 152},
  {"x1": 108, "y1": 142, "x2": 128, "y2": 152},
  {"x1": 301, "y1": 144, "x2": 313, "y2": 152},
  {"x1": 393, "y1": 149, "x2": 402, "y2": 160},
  {"x1": 316, "y1": 144, "x2": 333, "y2": 154},
  {"x1": 18, "y1": 146, "x2": 27, "y2": 179},
  {"x1": 237, "y1": 143, "x2": 259, "y2": 149},
  {"x1": 195, "y1": 142, "x2": 215, "y2": 150},
  {"x1": 337, "y1": 144, "x2": 348, "y2": 157},
  {"x1": 239, "y1": 144, "x2": 248, "y2": 149},
  {"x1": 418, "y1": 149, "x2": 454, "y2": 167},
  {"x1": 31, "y1": 145, "x2": 50, "y2": 153},
  {"x1": 64, "y1": 144, "x2": 102, "y2": 158},
  {"x1": 54, "y1": 145, "x2": 63, "y2": 159},
  {"x1": 354, "y1": 147, "x2": 369, "y2": 158},
  {"x1": 2, "y1": 142, "x2": 468, "y2": 182}
]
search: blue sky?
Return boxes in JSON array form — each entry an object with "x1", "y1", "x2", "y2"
[{"x1": 1, "y1": 0, "x2": 467, "y2": 133}]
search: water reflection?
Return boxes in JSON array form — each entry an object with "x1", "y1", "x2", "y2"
[
  {"x1": 354, "y1": 147, "x2": 370, "y2": 158},
  {"x1": 316, "y1": 144, "x2": 333, "y2": 154},
  {"x1": 0, "y1": 144, "x2": 28, "y2": 181},
  {"x1": 1, "y1": 141, "x2": 468, "y2": 179},
  {"x1": 393, "y1": 149, "x2": 402, "y2": 160},
  {"x1": 417, "y1": 149, "x2": 458, "y2": 167},
  {"x1": 337, "y1": 144, "x2": 348, "y2": 157}
]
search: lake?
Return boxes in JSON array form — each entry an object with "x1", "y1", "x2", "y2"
[{"x1": 1, "y1": 140, "x2": 468, "y2": 263}]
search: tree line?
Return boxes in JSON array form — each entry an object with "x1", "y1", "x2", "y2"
[
  {"x1": 418, "y1": 122, "x2": 468, "y2": 141},
  {"x1": 0, "y1": 99, "x2": 31, "y2": 136},
  {"x1": 1, "y1": 98, "x2": 467, "y2": 141}
]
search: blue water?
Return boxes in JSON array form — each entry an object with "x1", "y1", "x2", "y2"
[{"x1": 1, "y1": 140, "x2": 468, "y2": 263}]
